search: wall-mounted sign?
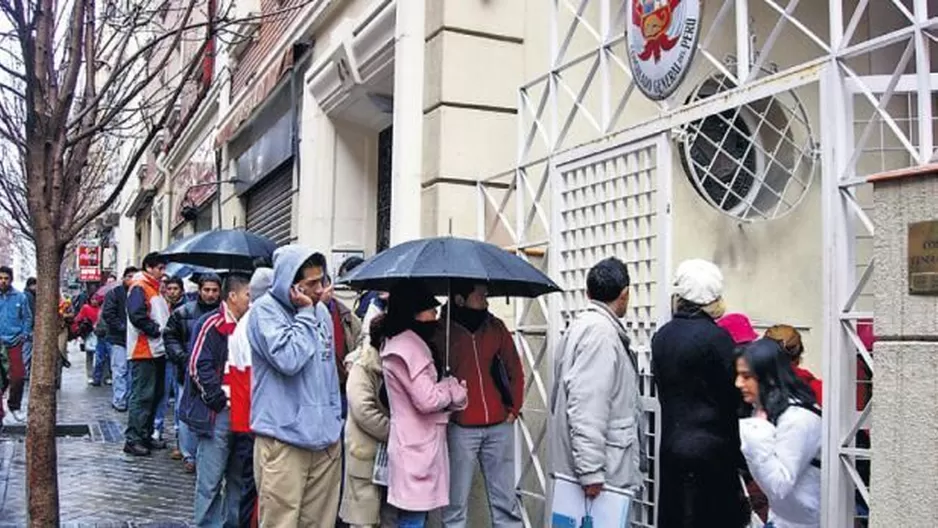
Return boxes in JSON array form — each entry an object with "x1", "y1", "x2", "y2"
[
  {"x1": 908, "y1": 220, "x2": 938, "y2": 295},
  {"x1": 77, "y1": 243, "x2": 101, "y2": 283},
  {"x1": 627, "y1": 0, "x2": 702, "y2": 101}
]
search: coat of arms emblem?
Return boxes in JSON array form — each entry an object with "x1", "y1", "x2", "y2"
[{"x1": 626, "y1": 0, "x2": 702, "y2": 100}]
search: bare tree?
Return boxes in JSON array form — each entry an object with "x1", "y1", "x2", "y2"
[{"x1": 0, "y1": 0, "x2": 289, "y2": 522}]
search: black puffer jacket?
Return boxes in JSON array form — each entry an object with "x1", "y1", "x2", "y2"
[
  {"x1": 163, "y1": 299, "x2": 219, "y2": 384},
  {"x1": 651, "y1": 310, "x2": 748, "y2": 528},
  {"x1": 101, "y1": 285, "x2": 128, "y2": 347}
]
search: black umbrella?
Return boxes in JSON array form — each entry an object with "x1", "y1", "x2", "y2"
[
  {"x1": 164, "y1": 262, "x2": 220, "y2": 279},
  {"x1": 339, "y1": 236, "x2": 560, "y2": 373},
  {"x1": 338, "y1": 236, "x2": 561, "y2": 297},
  {"x1": 161, "y1": 229, "x2": 276, "y2": 271}
]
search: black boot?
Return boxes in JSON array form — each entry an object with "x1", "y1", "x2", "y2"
[{"x1": 123, "y1": 442, "x2": 151, "y2": 456}]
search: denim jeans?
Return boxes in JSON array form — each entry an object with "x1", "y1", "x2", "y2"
[
  {"x1": 110, "y1": 344, "x2": 130, "y2": 410},
  {"x1": 194, "y1": 409, "x2": 247, "y2": 528},
  {"x1": 442, "y1": 422, "x2": 522, "y2": 528},
  {"x1": 175, "y1": 381, "x2": 198, "y2": 463},
  {"x1": 153, "y1": 363, "x2": 176, "y2": 435},
  {"x1": 21, "y1": 338, "x2": 31, "y2": 379},
  {"x1": 398, "y1": 511, "x2": 427, "y2": 528},
  {"x1": 92, "y1": 339, "x2": 111, "y2": 385}
]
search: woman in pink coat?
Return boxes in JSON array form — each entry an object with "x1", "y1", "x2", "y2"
[{"x1": 376, "y1": 284, "x2": 468, "y2": 528}]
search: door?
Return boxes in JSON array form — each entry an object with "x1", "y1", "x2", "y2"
[{"x1": 245, "y1": 164, "x2": 293, "y2": 246}]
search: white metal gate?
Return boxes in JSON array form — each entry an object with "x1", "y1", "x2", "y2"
[
  {"x1": 476, "y1": 1, "x2": 938, "y2": 526},
  {"x1": 551, "y1": 133, "x2": 672, "y2": 527}
]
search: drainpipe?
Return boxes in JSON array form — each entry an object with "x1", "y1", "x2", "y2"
[
  {"x1": 155, "y1": 154, "x2": 172, "y2": 248},
  {"x1": 389, "y1": 0, "x2": 425, "y2": 245}
]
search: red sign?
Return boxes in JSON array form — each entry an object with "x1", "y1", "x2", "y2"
[{"x1": 77, "y1": 244, "x2": 101, "y2": 282}]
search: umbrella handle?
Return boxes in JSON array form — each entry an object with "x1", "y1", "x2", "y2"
[{"x1": 446, "y1": 279, "x2": 451, "y2": 374}]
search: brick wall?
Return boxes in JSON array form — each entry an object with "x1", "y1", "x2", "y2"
[{"x1": 230, "y1": 0, "x2": 306, "y2": 100}]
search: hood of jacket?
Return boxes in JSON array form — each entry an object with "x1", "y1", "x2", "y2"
[
  {"x1": 269, "y1": 245, "x2": 322, "y2": 310},
  {"x1": 247, "y1": 244, "x2": 343, "y2": 451}
]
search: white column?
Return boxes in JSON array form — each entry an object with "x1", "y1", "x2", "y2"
[{"x1": 389, "y1": 0, "x2": 425, "y2": 245}]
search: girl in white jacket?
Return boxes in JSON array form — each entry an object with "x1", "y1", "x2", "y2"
[{"x1": 735, "y1": 339, "x2": 822, "y2": 528}]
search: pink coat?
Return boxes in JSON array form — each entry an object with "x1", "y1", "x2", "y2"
[{"x1": 380, "y1": 330, "x2": 468, "y2": 512}]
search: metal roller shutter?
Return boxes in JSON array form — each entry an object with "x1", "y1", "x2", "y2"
[{"x1": 245, "y1": 165, "x2": 293, "y2": 246}]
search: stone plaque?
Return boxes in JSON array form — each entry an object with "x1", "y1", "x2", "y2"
[{"x1": 908, "y1": 220, "x2": 938, "y2": 295}]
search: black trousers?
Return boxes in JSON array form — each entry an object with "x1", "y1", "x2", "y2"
[{"x1": 124, "y1": 356, "x2": 166, "y2": 445}]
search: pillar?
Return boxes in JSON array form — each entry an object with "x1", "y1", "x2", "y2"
[{"x1": 870, "y1": 165, "x2": 938, "y2": 526}]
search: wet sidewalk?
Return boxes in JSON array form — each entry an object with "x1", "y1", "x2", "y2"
[{"x1": 0, "y1": 345, "x2": 195, "y2": 527}]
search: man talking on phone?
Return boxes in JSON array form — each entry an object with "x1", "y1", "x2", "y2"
[{"x1": 247, "y1": 246, "x2": 343, "y2": 525}]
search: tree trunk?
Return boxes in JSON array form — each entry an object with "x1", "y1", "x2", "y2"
[{"x1": 25, "y1": 234, "x2": 62, "y2": 525}]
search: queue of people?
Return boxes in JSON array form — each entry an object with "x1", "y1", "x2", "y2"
[
  {"x1": 549, "y1": 257, "x2": 823, "y2": 528},
  {"x1": 0, "y1": 242, "x2": 830, "y2": 528}
]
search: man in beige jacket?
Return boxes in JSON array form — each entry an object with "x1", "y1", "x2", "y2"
[{"x1": 549, "y1": 257, "x2": 647, "y2": 499}]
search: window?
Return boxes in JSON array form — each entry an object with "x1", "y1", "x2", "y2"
[{"x1": 679, "y1": 74, "x2": 817, "y2": 222}]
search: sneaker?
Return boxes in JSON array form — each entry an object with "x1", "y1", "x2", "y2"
[
  {"x1": 105, "y1": 379, "x2": 112, "y2": 386},
  {"x1": 170, "y1": 448, "x2": 183, "y2": 461},
  {"x1": 9, "y1": 410, "x2": 24, "y2": 423},
  {"x1": 111, "y1": 404, "x2": 127, "y2": 413},
  {"x1": 184, "y1": 461, "x2": 196, "y2": 473},
  {"x1": 123, "y1": 442, "x2": 151, "y2": 457},
  {"x1": 87, "y1": 378, "x2": 95, "y2": 385}
]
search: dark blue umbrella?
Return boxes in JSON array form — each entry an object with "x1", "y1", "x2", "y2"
[
  {"x1": 338, "y1": 236, "x2": 560, "y2": 298},
  {"x1": 164, "y1": 262, "x2": 219, "y2": 279},
  {"x1": 161, "y1": 229, "x2": 276, "y2": 272}
]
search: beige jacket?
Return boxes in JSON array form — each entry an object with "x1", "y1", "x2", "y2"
[
  {"x1": 344, "y1": 343, "x2": 390, "y2": 479},
  {"x1": 549, "y1": 301, "x2": 647, "y2": 490}
]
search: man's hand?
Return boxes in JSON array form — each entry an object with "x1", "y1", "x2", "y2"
[
  {"x1": 583, "y1": 483, "x2": 603, "y2": 499},
  {"x1": 289, "y1": 285, "x2": 313, "y2": 308},
  {"x1": 320, "y1": 284, "x2": 335, "y2": 305},
  {"x1": 506, "y1": 411, "x2": 518, "y2": 424}
]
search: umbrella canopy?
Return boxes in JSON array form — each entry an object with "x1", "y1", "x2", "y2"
[
  {"x1": 161, "y1": 229, "x2": 276, "y2": 271},
  {"x1": 338, "y1": 236, "x2": 561, "y2": 298},
  {"x1": 164, "y1": 262, "x2": 220, "y2": 279}
]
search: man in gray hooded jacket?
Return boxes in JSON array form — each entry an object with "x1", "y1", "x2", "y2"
[
  {"x1": 247, "y1": 246, "x2": 343, "y2": 525},
  {"x1": 550, "y1": 257, "x2": 647, "y2": 500}
]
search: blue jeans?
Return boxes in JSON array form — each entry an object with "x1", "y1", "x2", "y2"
[
  {"x1": 110, "y1": 344, "x2": 130, "y2": 410},
  {"x1": 194, "y1": 409, "x2": 246, "y2": 528},
  {"x1": 22, "y1": 338, "x2": 31, "y2": 378},
  {"x1": 175, "y1": 381, "x2": 198, "y2": 463},
  {"x1": 154, "y1": 363, "x2": 176, "y2": 435},
  {"x1": 398, "y1": 511, "x2": 427, "y2": 528},
  {"x1": 92, "y1": 339, "x2": 111, "y2": 385},
  {"x1": 442, "y1": 422, "x2": 522, "y2": 528}
]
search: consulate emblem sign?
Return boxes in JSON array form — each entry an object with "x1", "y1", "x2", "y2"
[{"x1": 627, "y1": 0, "x2": 702, "y2": 101}]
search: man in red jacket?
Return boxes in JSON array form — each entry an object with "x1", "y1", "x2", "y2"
[{"x1": 437, "y1": 281, "x2": 524, "y2": 528}]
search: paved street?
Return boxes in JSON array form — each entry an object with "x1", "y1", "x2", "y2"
[{"x1": 0, "y1": 345, "x2": 195, "y2": 527}]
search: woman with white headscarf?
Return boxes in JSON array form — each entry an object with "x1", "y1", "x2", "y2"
[{"x1": 651, "y1": 259, "x2": 749, "y2": 528}]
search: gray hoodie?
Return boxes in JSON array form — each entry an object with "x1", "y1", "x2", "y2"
[{"x1": 247, "y1": 245, "x2": 343, "y2": 450}]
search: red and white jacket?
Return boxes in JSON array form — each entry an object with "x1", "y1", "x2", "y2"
[{"x1": 226, "y1": 307, "x2": 254, "y2": 433}]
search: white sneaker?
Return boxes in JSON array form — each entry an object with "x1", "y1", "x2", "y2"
[{"x1": 10, "y1": 410, "x2": 24, "y2": 422}]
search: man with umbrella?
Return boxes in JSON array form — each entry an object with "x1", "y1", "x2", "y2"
[
  {"x1": 437, "y1": 281, "x2": 524, "y2": 528},
  {"x1": 124, "y1": 252, "x2": 171, "y2": 457}
]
